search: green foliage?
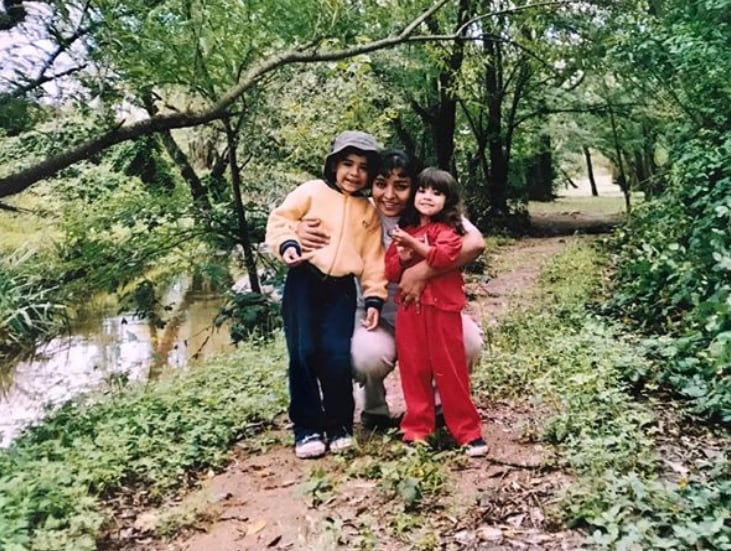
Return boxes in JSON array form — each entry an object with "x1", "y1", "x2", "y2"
[
  {"x1": 111, "y1": 135, "x2": 177, "y2": 191},
  {"x1": 0, "y1": 94, "x2": 39, "y2": 136},
  {"x1": 595, "y1": 0, "x2": 731, "y2": 422},
  {"x1": 0, "y1": 116, "x2": 101, "y2": 179},
  {"x1": 375, "y1": 444, "x2": 447, "y2": 512},
  {"x1": 0, "y1": 115, "x2": 220, "y2": 356},
  {"x1": 475, "y1": 239, "x2": 731, "y2": 548},
  {"x1": 610, "y1": 1, "x2": 731, "y2": 133},
  {"x1": 569, "y1": 457, "x2": 731, "y2": 550},
  {"x1": 0, "y1": 206, "x2": 53, "y2": 255},
  {"x1": 0, "y1": 341, "x2": 288, "y2": 551},
  {"x1": 0, "y1": 251, "x2": 67, "y2": 359},
  {"x1": 608, "y1": 130, "x2": 731, "y2": 421},
  {"x1": 83, "y1": 0, "x2": 410, "y2": 106},
  {"x1": 298, "y1": 467, "x2": 335, "y2": 508},
  {"x1": 52, "y1": 173, "x2": 199, "y2": 299},
  {"x1": 215, "y1": 291, "x2": 281, "y2": 343},
  {"x1": 275, "y1": 60, "x2": 396, "y2": 178}
]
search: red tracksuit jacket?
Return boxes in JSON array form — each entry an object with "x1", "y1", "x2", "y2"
[{"x1": 384, "y1": 222, "x2": 465, "y2": 310}]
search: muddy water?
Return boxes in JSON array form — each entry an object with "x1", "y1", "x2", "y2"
[{"x1": 0, "y1": 277, "x2": 234, "y2": 448}]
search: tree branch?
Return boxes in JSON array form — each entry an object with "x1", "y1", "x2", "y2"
[
  {"x1": 453, "y1": 0, "x2": 579, "y2": 37},
  {"x1": 8, "y1": 1, "x2": 94, "y2": 97},
  {"x1": 0, "y1": 0, "x2": 450, "y2": 199},
  {"x1": 10, "y1": 64, "x2": 89, "y2": 97},
  {"x1": 509, "y1": 103, "x2": 638, "y2": 131},
  {"x1": 0, "y1": 201, "x2": 22, "y2": 212}
]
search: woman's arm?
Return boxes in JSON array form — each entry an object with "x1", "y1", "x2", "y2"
[
  {"x1": 423, "y1": 224, "x2": 462, "y2": 269},
  {"x1": 384, "y1": 242, "x2": 405, "y2": 283},
  {"x1": 398, "y1": 220, "x2": 485, "y2": 303}
]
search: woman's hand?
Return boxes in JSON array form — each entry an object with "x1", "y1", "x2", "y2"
[
  {"x1": 295, "y1": 217, "x2": 330, "y2": 252},
  {"x1": 399, "y1": 262, "x2": 429, "y2": 306}
]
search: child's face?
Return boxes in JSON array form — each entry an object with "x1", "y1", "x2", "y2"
[
  {"x1": 414, "y1": 185, "x2": 446, "y2": 219},
  {"x1": 334, "y1": 153, "x2": 370, "y2": 194},
  {"x1": 372, "y1": 169, "x2": 412, "y2": 217}
]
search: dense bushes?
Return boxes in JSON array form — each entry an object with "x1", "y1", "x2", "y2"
[{"x1": 609, "y1": 130, "x2": 731, "y2": 421}]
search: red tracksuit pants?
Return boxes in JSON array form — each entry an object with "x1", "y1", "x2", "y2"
[{"x1": 396, "y1": 304, "x2": 483, "y2": 445}]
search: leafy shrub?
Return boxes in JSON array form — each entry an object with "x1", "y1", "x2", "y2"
[
  {"x1": 608, "y1": 130, "x2": 731, "y2": 421},
  {"x1": 0, "y1": 251, "x2": 67, "y2": 359},
  {"x1": 0, "y1": 342, "x2": 288, "y2": 551},
  {"x1": 477, "y1": 240, "x2": 731, "y2": 548},
  {"x1": 376, "y1": 445, "x2": 447, "y2": 512},
  {"x1": 215, "y1": 291, "x2": 282, "y2": 343}
]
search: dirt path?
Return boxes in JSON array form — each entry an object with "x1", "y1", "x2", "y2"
[{"x1": 121, "y1": 236, "x2": 587, "y2": 551}]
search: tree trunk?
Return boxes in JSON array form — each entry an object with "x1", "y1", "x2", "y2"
[
  {"x1": 583, "y1": 145, "x2": 598, "y2": 196},
  {"x1": 223, "y1": 118, "x2": 261, "y2": 294},
  {"x1": 560, "y1": 167, "x2": 578, "y2": 189},
  {"x1": 484, "y1": 34, "x2": 509, "y2": 213},
  {"x1": 527, "y1": 134, "x2": 553, "y2": 202},
  {"x1": 639, "y1": 123, "x2": 660, "y2": 197},
  {"x1": 608, "y1": 109, "x2": 632, "y2": 215},
  {"x1": 422, "y1": 0, "x2": 469, "y2": 172},
  {"x1": 143, "y1": 95, "x2": 212, "y2": 213}
]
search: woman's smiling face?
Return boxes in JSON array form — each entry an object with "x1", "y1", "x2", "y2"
[{"x1": 371, "y1": 169, "x2": 412, "y2": 217}]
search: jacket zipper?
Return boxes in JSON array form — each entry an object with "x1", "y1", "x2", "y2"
[{"x1": 326, "y1": 192, "x2": 349, "y2": 277}]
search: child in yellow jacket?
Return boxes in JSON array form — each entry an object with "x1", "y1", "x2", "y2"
[{"x1": 266, "y1": 130, "x2": 388, "y2": 459}]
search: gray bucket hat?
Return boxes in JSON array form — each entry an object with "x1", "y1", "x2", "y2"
[{"x1": 323, "y1": 130, "x2": 382, "y2": 186}]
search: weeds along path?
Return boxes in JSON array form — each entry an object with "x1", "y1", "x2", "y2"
[{"x1": 123, "y1": 236, "x2": 587, "y2": 551}]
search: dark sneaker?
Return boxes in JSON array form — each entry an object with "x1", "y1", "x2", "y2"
[
  {"x1": 295, "y1": 434, "x2": 326, "y2": 459},
  {"x1": 435, "y1": 405, "x2": 445, "y2": 429},
  {"x1": 465, "y1": 438, "x2": 489, "y2": 457},
  {"x1": 361, "y1": 412, "x2": 401, "y2": 432}
]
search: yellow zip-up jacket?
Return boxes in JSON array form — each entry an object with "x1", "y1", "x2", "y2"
[{"x1": 266, "y1": 179, "x2": 388, "y2": 307}]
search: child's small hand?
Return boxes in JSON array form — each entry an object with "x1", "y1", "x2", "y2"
[
  {"x1": 392, "y1": 227, "x2": 423, "y2": 250},
  {"x1": 361, "y1": 306, "x2": 380, "y2": 331},
  {"x1": 396, "y1": 244, "x2": 414, "y2": 263},
  {"x1": 390, "y1": 226, "x2": 410, "y2": 246},
  {"x1": 282, "y1": 246, "x2": 304, "y2": 266}
]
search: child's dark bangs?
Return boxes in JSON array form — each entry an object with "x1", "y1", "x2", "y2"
[{"x1": 423, "y1": 178, "x2": 451, "y2": 196}]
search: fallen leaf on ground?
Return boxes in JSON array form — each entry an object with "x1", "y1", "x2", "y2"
[
  {"x1": 477, "y1": 525, "x2": 503, "y2": 541},
  {"x1": 246, "y1": 519, "x2": 267, "y2": 536}
]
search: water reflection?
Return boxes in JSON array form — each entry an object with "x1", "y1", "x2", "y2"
[{"x1": 0, "y1": 279, "x2": 232, "y2": 448}]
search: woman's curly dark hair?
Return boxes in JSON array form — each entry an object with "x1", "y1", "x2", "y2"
[{"x1": 398, "y1": 167, "x2": 466, "y2": 235}]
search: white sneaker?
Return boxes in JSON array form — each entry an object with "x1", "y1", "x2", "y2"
[
  {"x1": 465, "y1": 438, "x2": 489, "y2": 457},
  {"x1": 329, "y1": 435, "x2": 354, "y2": 453},
  {"x1": 295, "y1": 434, "x2": 326, "y2": 459}
]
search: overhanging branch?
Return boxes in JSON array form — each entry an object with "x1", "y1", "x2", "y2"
[{"x1": 0, "y1": 0, "x2": 450, "y2": 199}]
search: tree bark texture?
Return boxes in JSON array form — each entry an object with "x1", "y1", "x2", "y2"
[{"x1": 583, "y1": 145, "x2": 598, "y2": 197}]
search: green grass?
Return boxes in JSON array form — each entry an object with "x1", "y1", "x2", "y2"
[
  {"x1": 527, "y1": 195, "x2": 631, "y2": 216},
  {"x1": 472, "y1": 239, "x2": 731, "y2": 549},
  {"x1": 0, "y1": 211, "x2": 52, "y2": 255},
  {"x1": 0, "y1": 341, "x2": 289, "y2": 551},
  {"x1": 3, "y1": 235, "x2": 729, "y2": 551}
]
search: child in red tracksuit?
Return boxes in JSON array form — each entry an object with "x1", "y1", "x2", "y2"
[{"x1": 385, "y1": 168, "x2": 488, "y2": 457}]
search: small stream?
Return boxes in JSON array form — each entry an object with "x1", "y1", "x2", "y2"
[{"x1": 0, "y1": 276, "x2": 235, "y2": 448}]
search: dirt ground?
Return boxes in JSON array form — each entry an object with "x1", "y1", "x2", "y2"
[{"x1": 114, "y1": 235, "x2": 600, "y2": 551}]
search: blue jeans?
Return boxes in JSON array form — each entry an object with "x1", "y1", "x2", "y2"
[{"x1": 282, "y1": 263, "x2": 356, "y2": 442}]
